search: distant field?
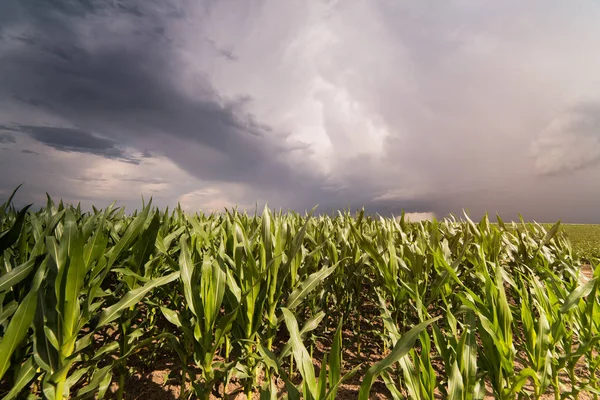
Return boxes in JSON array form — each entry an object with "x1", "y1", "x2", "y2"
[
  {"x1": 499, "y1": 222, "x2": 600, "y2": 263},
  {"x1": 551, "y1": 224, "x2": 600, "y2": 262}
]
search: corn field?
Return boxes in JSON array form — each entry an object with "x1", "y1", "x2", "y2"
[{"x1": 0, "y1": 189, "x2": 598, "y2": 399}]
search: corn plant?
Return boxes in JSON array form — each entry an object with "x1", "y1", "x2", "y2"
[
  {"x1": 159, "y1": 233, "x2": 238, "y2": 399},
  {"x1": 258, "y1": 309, "x2": 359, "y2": 400}
]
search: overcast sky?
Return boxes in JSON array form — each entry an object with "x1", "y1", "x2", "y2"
[{"x1": 1, "y1": 0, "x2": 600, "y2": 222}]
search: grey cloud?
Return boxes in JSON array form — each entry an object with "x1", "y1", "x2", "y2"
[
  {"x1": 1, "y1": 0, "x2": 600, "y2": 222},
  {"x1": 207, "y1": 39, "x2": 238, "y2": 61},
  {"x1": 21, "y1": 149, "x2": 39, "y2": 155},
  {"x1": 0, "y1": 0, "x2": 325, "y2": 203},
  {"x1": 0, "y1": 133, "x2": 16, "y2": 143},
  {"x1": 4, "y1": 125, "x2": 139, "y2": 163},
  {"x1": 0, "y1": 0, "x2": 454, "y2": 214},
  {"x1": 74, "y1": 176, "x2": 108, "y2": 182},
  {"x1": 531, "y1": 102, "x2": 600, "y2": 176},
  {"x1": 114, "y1": 175, "x2": 166, "y2": 184}
]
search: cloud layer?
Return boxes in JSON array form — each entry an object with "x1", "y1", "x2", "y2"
[{"x1": 1, "y1": 0, "x2": 600, "y2": 221}]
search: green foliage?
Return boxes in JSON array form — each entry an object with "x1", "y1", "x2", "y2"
[
  {"x1": 0, "y1": 191, "x2": 598, "y2": 399},
  {"x1": 554, "y1": 224, "x2": 600, "y2": 262}
]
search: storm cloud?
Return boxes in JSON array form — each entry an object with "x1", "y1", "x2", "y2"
[
  {"x1": 1, "y1": 125, "x2": 138, "y2": 162},
  {"x1": 1, "y1": 0, "x2": 600, "y2": 221},
  {"x1": 531, "y1": 102, "x2": 600, "y2": 176},
  {"x1": 0, "y1": 133, "x2": 16, "y2": 144}
]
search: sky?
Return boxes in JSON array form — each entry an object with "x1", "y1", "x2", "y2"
[{"x1": 1, "y1": 0, "x2": 600, "y2": 222}]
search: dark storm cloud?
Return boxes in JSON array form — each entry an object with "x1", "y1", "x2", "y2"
[
  {"x1": 114, "y1": 176, "x2": 166, "y2": 184},
  {"x1": 21, "y1": 149, "x2": 39, "y2": 155},
  {"x1": 1, "y1": 125, "x2": 139, "y2": 163},
  {"x1": 3, "y1": 0, "x2": 599, "y2": 221},
  {"x1": 0, "y1": 0, "x2": 327, "y2": 204},
  {"x1": 0, "y1": 133, "x2": 16, "y2": 143},
  {"x1": 0, "y1": 0, "x2": 444, "y2": 216}
]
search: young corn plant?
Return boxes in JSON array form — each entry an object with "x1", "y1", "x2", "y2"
[
  {"x1": 24, "y1": 202, "x2": 179, "y2": 400},
  {"x1": 557, "y1": 262, "x2": 600, "y2": 398},
  {"x1": 358, "y1": 316, "x2": 441, "y2": 400},
  {"x1": 258, "y1": 309, "x2": 359, "y2": 400},
  {"x1": 30, "y1": 208, "x2": 111, "y2": 400},
  {"x1": 431, "y1": 308, "x2": 486, "y2": 400},
  {"x1": 159, "y1": 233, "x2": 238, "y2": 400}
]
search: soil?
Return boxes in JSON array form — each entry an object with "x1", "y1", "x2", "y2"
[{"x1": 581, "y1": 264, "x2": 594, "y2": 281}]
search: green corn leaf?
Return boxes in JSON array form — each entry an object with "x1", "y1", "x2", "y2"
[
  {"x1": 458, "y1": 309, "x2": 477, "y2": 393},
  {"x1": 508, "y1": 367, "x2": 539, "y2": 396},
  {"x1": 285, "y1": 263, "x2": 338, "y2": 311},
  {"x1": 0, "y1": 302, "x2": 18, "y2": 325},
  {"x1": 328, "y1": 319, "x2": 343, "y2": 399},
  {"x1": 161, "y1": 226, "x2": 186, "y2": 253},
  {"x1": 278, "y1": 311, "x2": 325, "y2": 362},
  {"x1": 431, "y1": 324, "x2": 451, "y2": 369},
  {"x1": 56, "y1": 212, "x2": 87, "y2": 356},
  {"x1": 212, "y1": 308, "x2": 238, "y2": 352},
  {"x1": 97, "y1": 366, "x2": 112, "y2": 399},
  {"x1": 91, "y1": 341, "x2": 120, "y2": 361},
  {"x1": 0, "y1": 289, "x2": 37, "y2": 380},
  {"x1": 540, "y1": 220, "x2": 560, "y2": 248},
  {"x1": 358, "y1": 317, "x2": 440, "y2": 400},
  {"x1": 324, "y1": 365, "x2": 361, "y2": 400},
  {"x1": 200, "y1": 258, "x2": 226, "y2": 332},
  {"x1": 74, "y1": 332, "x2": 94, "y2": 354},
  {"x1": 282, "y1": 308, "x2": 318, "y2": 399},
  {"x1": 179, "y1": 235, "x2": 199, "y2": 317},
  {"x1": 317, "y1": 352, "x2": 328, "y2": 400},
  {"x1": 262, "y1": 204, "x2": 273, "y2": 263},
  {"x1": 160, "y1": 307, "x2": 183, "y2": 328},
  {"x1": 398, "y1": 354, "x2": 420, "y2": 400},
  {"x1": 259, "y1": 379, "x2": 278, "y2": 400},
  {"x1": 285, "y1": 206, "x2": 317, "y2": 269},
  {"x1": 380, "y1": 371, "x2": 403, "y2": 400},
  {"x1": 33, "y1": 278, "x2": 59, "y2": 373},
  {"x1": 112, "y1": 268, "x2": 150, "y2": 283},
  {"x1": 43, "y1": 326, "x2": 60, "y2": 351},
  {"x1": 65, "y1": 366, "x2": 90, "y2": 393},
  {"x1": 83, "y1": 222, "x2": 108, "y2": 272},
  {"x1": 1, "y1": 356, "x2": 37, "y2": 400},
  {"x1": 0, "y1": 184, "x2": 22, "y2": 216},
  {"x1": 0, "y1": 204, "x2": 31, "y2": 253},
  {"x1": 350, "y1": 224, "x2": 386, "y2": 270},
  {"x1": 105, "y1": 202, "x2": 151, "y2": 268},
  {"x1": 130, "y1": 211, "x2": 160, "y2": 274},
  {"x1": 97, "y1": 271, "x2": 180, "y2": 327},
  {"x1": 30, "y1": 210, "x2": 65, "y2": 258},
  {"x1": 257, "y1": 344, "x2": 301, "y2": 399},
  {"x1": 560, "y1": 276, "x2": 598, "y2": 312},
  {"x1": 447, "y1": 361, "x2": 464, "y2": 400},
  {"x1": 0, "y1": 257, "x2": 39, "y2": 294},
  {"x1": 75, "y1": 365, "x2": 112, "y2": 398}
]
